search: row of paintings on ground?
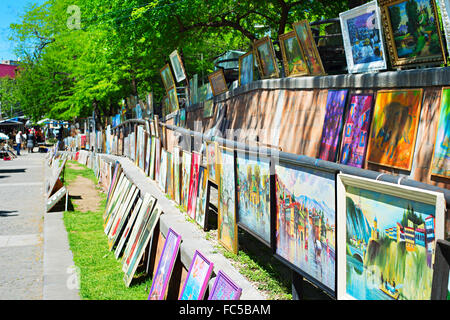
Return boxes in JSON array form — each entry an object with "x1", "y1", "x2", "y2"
[
  {"x1": 129, "y1": 126, "x2": 447, "y2": 300},
  {"x1": 101, "y1": 158, "x2": 243, "y2": 300}
]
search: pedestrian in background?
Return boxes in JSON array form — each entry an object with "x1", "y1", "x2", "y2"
[{"x1": 15, "y1": 131, "x2": 22, "y2": 156}]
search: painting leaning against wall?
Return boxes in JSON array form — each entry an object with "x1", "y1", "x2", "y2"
[{"x1": 430, "y1": 87, "x2": 450, "y2": 178}]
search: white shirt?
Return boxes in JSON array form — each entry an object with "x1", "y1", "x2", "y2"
[{"x1": 16, "y1": 133, "x2": 22, "y2": 144}]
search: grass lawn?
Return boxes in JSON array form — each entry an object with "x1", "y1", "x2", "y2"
[{"x1": 63, "y1": 161, "x2": 151, "y2": 300}]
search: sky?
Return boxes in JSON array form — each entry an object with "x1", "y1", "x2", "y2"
[{"x1": 0, "y1": 0, "x2": 45, "y2": 61}]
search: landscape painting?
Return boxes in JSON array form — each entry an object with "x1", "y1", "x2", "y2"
[
  {"x1": 160, "y1": 64, "x2": 175, "y2": 90},
  {"x1": 366, "y1": 89, "x2": 423, "y2": 170},
  {"x1": 275, "y1": 161, "x2": 336, "y2": 293},
  {"x1": 187, "y1": 152, "x2": 201, "y2": 220},
  {"x1": 431, "y1": 87, "x2": 450, "y2": 178},
  {"x1": 293, "y1": 20, "x2": 325, "y2": 75},
  {"x1": 279, "y1": 31, "x2": 309, "y2": 77},
  {"x1": 339, "y1": 175, "x2": 444, "y2": 300},
  {"x1": 238, "y1": 51, "x2": 254, "y2": 86},
  {"x1": 254, "y1": 36, "x2": 279, "y2": 79},
  {"x1": 318, "y1": 89, "x2": 349, "y2": 162},
  {"x1": 339, "y1": 93, "x2": 374, "y2": 168},
  {"x1": 236, "y1": 151, "x2": 271, "y2": 244}
]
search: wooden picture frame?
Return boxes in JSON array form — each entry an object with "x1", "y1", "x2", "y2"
[
  {"x1": 208, "y1": 270, "x2": 242, "y2": 300},
  {"x1": 337, "y1": 173, "x2": 446, "y2": 300},
  {"x1": 160, "y1": 64, "x2": 176, "y2": 91},
  {"x1": 206, "y1": 141, "x2": 218, "y2": 184},
  {"x1": 279, "y1": 31, "x2": 310, "y2": 77},
  {"x1": 169, "y1": 50, "x2": 187, "y2": 83},
  {"x1": 253, "y1": 36, "x2": 280, "y2": 79},
  {"x1": 238, "y1": 50, "x2": 255, "y2": 86},
  {"x1": 167, "y1": 87, "x2": 180, "y2": 114},
  {"x1": 179, "y1": 250, "x2": 214, "y2": 300},
  {"x1": 208, "y1": 69, "x2": 228, "y2": 97},
  {"x1": 431, "y1": 239, "x2": 450, "y2": 300},
  {"x1": 379, "y1": 0, "x2": 446, "y2": 68}
]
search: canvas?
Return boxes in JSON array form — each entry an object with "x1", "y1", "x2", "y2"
[
  {"x1": 337, "y1": 174, "x2": 446, "y2": 300},
  {"x1": 279, "y1": 31, "x2": 309, "y2": 77},
  {"x1": 105, "y1": 184, "x2": 137, "y2": 237},
  {"x1": 236, "y1": 151, "x2": 271, "y2": 244},
  {"x1": 366, "y1": 89, "x2": 423, "y2": 170},
  {"x1": 430, "y1": 87, "x2": 450, "y2": 178},
  {"x1": 293, "y1": 20, "x2": 326, "y2": 76},
  {"x1": 195, "y1": 166, "x2": 209, "y2": 229},
  {"x1": 114, "y1": 197, "x2": 143, "y2": 259},
  {"x1": 254, "y1": 36, "x2": 280, "y2": 79},
  {"x1": 159, "y1": 149, "x2": 168, "y2": 193},
  {"x1": 339, "y1": 93, "x2": 374, "y2": 168},
  {"x1": 160, "y1": 64, "x2": 175, "y2": 91},
  {"x1": 169, "y1": 50, "x2": 187, "y2": 83},
  {"x1": 203, "y1": 100, "x2": 214, "y2": 119},
  {"x1": 168, "y1": 87, "x2": 179, "y2": 113},
  {"x1": 166, "y1": 152, "x2": 174, "y2": 199},
  {"x1": 206, "y1": 141, "x2": 218, "y2": 184},
  {"x1": 275, "y1": 161, "x2": 336, "y2": 293},
  {"x1": 189, "y1": 74, "x2": 198, "y2": 105},
  {"x1": 155, "y1": 138, "x2": 161, "y2": 182},
  {"x1": 179, "y1": 250, "x2": 214, "y2": 300},
  {"x1": 208, "y1": 270, "x2": 242, "y2": 300},
  {"x1": 238, "y1": 51, "x2": 254, "y2": 86},
  {"x1": 181, "y1": 151, "x2": 192, "y2": 211},
  {"x1": 103, "y1": 174, "x2": 126, "y2": 221},
  {"x1": 340, "y1": 1, "x2": 387, "y2": 73},
  {"x1": 173, "y1": 147, "x2": 182, "y2": 204},
  {"x1": 149, "y1": 137, "x2": 156, "y2": 180},
  {"x1": 318, "y1": 90, "x2": 349, "y2": 162},
  {"x1": 379, "y1": 0, "x2": 446, "y2": 67},
  {"x1": 208, "y1": 69, "x2": 228, "y2": 97},
  {"x1": 145, "y1": 135, "x2": 151, "y2": 175},
  {"x1": 187, "y1": 152, "x2": 201, "y2": 220},
  {"x1": 217, "y1": 147, "x2": 238, "y2": 254},
  {"x1": 148, "y1": 228, "x2": 182, "y2": 300},
  {"x1": 438, "y1": 0, "x2": 450, "y2": 57}
]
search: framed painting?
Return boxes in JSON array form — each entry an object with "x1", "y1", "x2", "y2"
[
  {"x1": 159, "y1": 148, "x2": 168, "y2": 193},
  {"x1": 148, "y1": 228, "x2": 182, "y2": 300},
  {"x1": 169, "y1": 50, "x2": 187, "y2": 83},
  {"x1": 430, "y1": 87, "x2": 450, "y2": 178},
  {"x1": 189, "y1": 74, "x2": 198, "y2": 105},
  {"x1": 103, "y1": 174, "x2": 126, "y2": 222},
  {"x1": 149, "y1": 137, "x2": 156, "y2": 180},
  {"x1": 105, "y1": 184, "x2": 136, "y2": 236},
  {"x1": 293, "y1": 20, "x2": 326, "y2": 76},
  {"x1": 160, "y1": 64, "x2": 176, "y2": 91},
  {"x1": 431, "y1": 239, "x2": 450, "y2": 300},
  {"x1": 173, "y1": 146, "x2": 182, "y2": 204},
  {"x1": 206, "y1": 141, "x2": 218, "y2": 184},
  {"x1": 217, "y1": 146, "x2": 238, "y2": 254},
  {"x1": 187, "y1": 152, "x2": 201, "y2": 220},
  {"x1": 236, "y1": 150, "x2": 271, "y2": 246},
  {"x1": 208, "y1": 270, "x2": 242, "y2": 300},
  {"x1": 366, "y1": 89, "x2": 423, "y2": 170},
  {"x1": 279, "y1": 31, "x2": 310, "y2": 77},
  {"x1": 438, "y1": 0, "x2": 450, "y2": 57},
  {"x1": 203, "y1": 99, "x2": 214, "y2": 119},
  {"x1": 340, "y1": 1, "x2": 387, "y2": 73},
  {"x1": 274, "y1": 160, "x2": 337, "y2": 296},
  {"x1": 339, "y1": 93, "x2": 374, "y2": 168},
  {"x1": 195, "y1": 166, "x2": 209, "y2": 230},
  {"x1": 253, "y1": 36, "x2": 280, "y2": 79},
  {"x1": 318, "y1": 89, "x2": 349, "y2": 162},
  {"x1": 337, "y1": 173, "x2": 446, "y2": 300},
  {"x1": 379, "y1": 0, "x2": 446, "y2": 68},
  {"x1": 179, "y1": 250, "x2": 214, "y2": 300},
  {"x1": 155, "y1": 138, "x2": 161, "y2": 182},
  {"x1": 238, "y1": 51, "x2": 255, "y2": 87},
  {"x1": 181, "y1": 150, "x2": 192, "y2": 211},
  {"x1": 167, "y1": 87, "x2": 179, "y2": 113},
  {"x1": 144, "y1": 134, "x2": 151, "y2": 175},
  {"x1": 166, "y1": 152, "x2": 174, "y2": 200},
  {"x1": 208, "y1": 69, "x2": 228, "y2": 97},
  {"x1": 114, "y1": 197, "x2": 143, "y2": 259}
]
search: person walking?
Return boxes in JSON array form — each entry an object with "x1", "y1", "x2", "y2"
[
  {"x1": 15, "y1": 131, "x2": 22, "y2": 156},
  {"x1": 27, "y1": 131, "x2": 35, "y2": 153}
]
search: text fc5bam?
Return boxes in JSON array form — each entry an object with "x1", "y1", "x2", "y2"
[{"x1": 179, "y1": 304, "x2": 271, "y2": 317}]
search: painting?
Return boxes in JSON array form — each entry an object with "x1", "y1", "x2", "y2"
[
  {"x1": 189, "y1": 74, "x2": 198, "y2": 105},
  {"x1": 145, "y1": 134, "x2": 151, "y2": 175},
  {"x1": 217, "y1": 147, "x2": 238, "y2": 254},
  {"x1": 340, "y1": 1, "x2": 387, "y2": 73},
  {"x1": 166, "y1": 152, "x2": 174, "y2": 200},
  {"x1": 337, "y1": 174, "x2": 446, "y2": 300},
  {"x1": 169, "y1": 50, "x2": 187, "y2": 83},
  {"x1": 430, "y1": 87, "x2": 450, "y2": 178},
  {"x1": 181, "y1": 151, "x2": 192, "y2": 211},
  {"x1": 203, "y1": 99, "x2": 214, "y2": 119},
  {"x1": 366, "y1": 89, "x2": 423, "y2": 170},
  {"x1": 155, "y1": 138, "x2": 161, "y2": 182},
  {"x1": 253, "y1": 36, "x2": 280, "y2": 79},
  {"x1": 195, "y1": 166, "x2": 209, "y2": 229},
  {"x1": 173, "y1": 146, "x2": 182, "y2": 204},
  {"x1": 431, "y1": 239, "x2": 450, "y2": 300},
  {"x1": 187, "y1": 152, "x2": 201, "y2": 220},
  {"x1": 318, "y1": 90, "x2": 349, "y2": 162},
  {"x1": 438, "y1": 0, "x2": 450, "y2": 57},
  {"x1": 148, "y1": 228, "x2": 182, "y2": 300},
  {"x1": 208, "y1": 270, "x2": 242, "y2": 300},
  {"x1": 179, "y1": 250, "x2": 214, "y2": 300},
  {"x1": 208, "y1": 69, "x2": 228, "y2": 97},
  {"x1": 275, "y1": 161, "x2": 336, "y2": 294},
  {"x1": 206, "y1": 141, "x2": 218, "y2": 184},
  {"x1": 114, "y1": 196, "x2": 143, "y2": 259},
  {"x1": 293, "y1": 20, "x2": 326, "y2": 76},
  {"x1": 149, "y1": 137, "x2": 156, "y2": 179},
  {"x1": 167, "y1": 87, "x2": 179, "y2": 113},
  {"x1": 279, "y1": 31, "x2": 309, "y2": 77},
  {"x1": 379, "y1": 0, "x2": 446, "y2": 67},
  {"x1": 339, "y1": 93, "x2": 374, "y2": 168},
  {"x1": 159, "y1": 148, "x2": 168, "y2": 193},
  {"x1": 238, "y1": 51, "x2": 255, "y2": 87},
  {"x1": 160, "y1": 64, "x2": 176, "y2": 91},
  {"x1": 236, "y1": 150, "x2": 271, "y2": 245}
]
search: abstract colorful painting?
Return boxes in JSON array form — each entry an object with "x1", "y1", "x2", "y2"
[
  {"x1": 181, "y1": 151, "x2": 192, "y2": 211},
  {"x1": 179, "y1": 250, "x2": 214, "y2": 300},
  {"x1": 366, "y1": 89, "x2": 423, "y2": 170},
  {"x1": 337, "y1": 174, "x2": 445, "y2": 300},
  {"x1": 173, "y1": 147, "x2": 181, "y2": 204},
  {"x1": 206, "y1": 141, "x2": 218, "y2": 184},
  {"x1": 279, "y1": 31, "x2": 309, "y2": 77},
  {"x1": 187, "y1": 152, "x2": 201, "y2": 220},
  {"x1": 238, "y1": 51, "x2": 254, "y2": 86},
  {"x1": 339, "y1": 93, "x2": 374, "y2": 168},
  {"x1": 195, "y1": 166, "x2": 209, "y2": 229},
  {"x1": 340, "y1": 1, "x2": 387, "y2": 73},
  {"x1": 275, "y1": 161, "x2": 336, "y2": 293},
  {"x1": 208, "y1": 270, "x2": 242, "y2": 300},
  {"x1": 293, "y1": 20, "x2": 326, "y2": 76},
  {"x1": 217, "y1": 147, "x2": 238, "y2": 254},
  {"x1": 236, "y1": 151, "x2": 271, "y2": 244},
  {"x1": 431, "y1": 87, "x2": 450, "y2": 178},
  {"x1": 318, "y1": 90, "x2": 349, "y2": 162},
  {"x1": 148, "y1": 228, "x2": 182, "y2": 300}
]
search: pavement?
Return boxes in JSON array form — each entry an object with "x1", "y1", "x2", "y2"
[{"x1": 0, "y1": 150, "x2": 79, "y2": 300}]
